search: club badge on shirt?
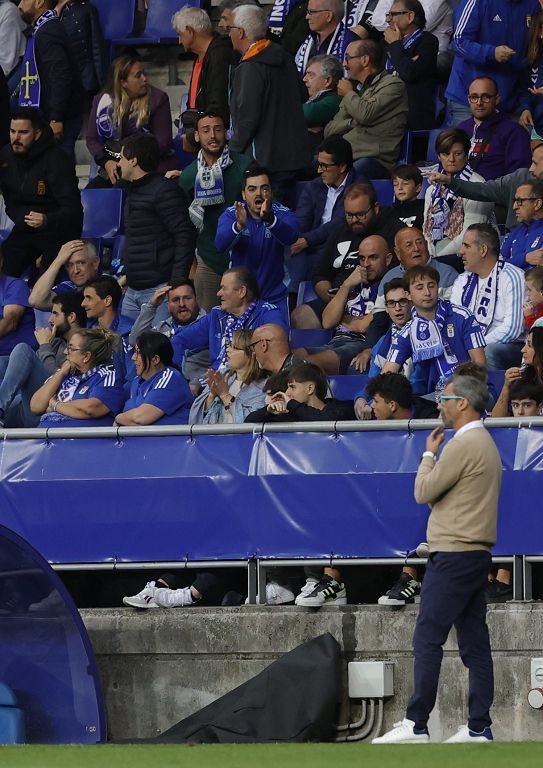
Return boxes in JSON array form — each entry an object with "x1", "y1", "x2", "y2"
[
  {"x1": 79, "y1": 386, "x2": 89, "y2": 394},
  {"x1": 37, "y1": 180, "x2": 46, "y2": 195},
  {"x1": 447, "y1": 323, "x2": 454, "y2": 338}
]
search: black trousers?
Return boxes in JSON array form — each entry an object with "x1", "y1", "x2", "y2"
[
  {"x1": 1, "y1": 228, "x2": 65, "y2": 277},
  {"x1": 406, "y1": 550, "x2": 493, "y2": 732}
]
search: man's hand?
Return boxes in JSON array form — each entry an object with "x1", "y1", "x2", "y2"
[
  {"x1": 351, "y1": 348, "x2": 371, "y2": 372},
  {"x1": 525, "y1": 248, "x2": 543, "y2": 267},
  {"x1": 343, "y1": 265, "x2": 368, "y2": 289},
  {"x1": 35, "y1": 326, "x2": 54, "y2": 345},
  {"x1": 520, "y1": 109, "x2": 535, "y2": 129},
  {"x1": 56, "y1": 240, "x2": 86, "y2": 265},
  {"x1": 234, "y1": 201, "x2": 247, "y2": 231},
  {"x1": 383, "y1": 23, "x2": 401, "y2": 44},
  {"x1": 150, "y1": 285, "x2": 171, "y2": 306},
  {"x1": 428, "y1": 171, "x2": 452, "y2": 186},
  {"x1": 260, "y1": 196, "x2": 274, "y2": 224},
  {"x1": 164, "y1": 170, "x2": 182, "y2": 179},
  {"x1": 425, "y1": 427, "x2": 445, "y2": 455},
  {"x1": 267, "y1": 391, "x2": 290, "y2": 413},
  {"x1": 50, "y1": 120, "x2": 64, "y2": 140},
  {"x1": 25, "y1": 211, "x2": 47, "y2": 229},
  {"x1": 291, "y1": 237, "x2": 309, "y2": 256},
  {"x1": 337, "y1": 78, "x2": 354, "y2": 97},
  {"x1": 104, "y1": 159, "x2": 120, "y2": 185},
  {"x1": 354, "y1": 396, "x2": 372, "y2": 420},
  {"x1": 494, "y1": 45, "x2": 515, "y2": 63}
]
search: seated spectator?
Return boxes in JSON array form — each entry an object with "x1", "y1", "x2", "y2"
[
  {"x1": 294, "y1": 0, "x2": 358, "y2": 75},
  {"x1": 366, "y1": 371, "x2": 438, "y2": 421},
  {"x1": 458, "y1": 77, "x2": 531, "y2": 181},
  {"x1": 178, "y1": 111, "x2": 251, "y2": 312},
  {"x1": 302, "y1": 55, "x2": 343, "y2": 152},
  {"x1": 86, "y1": 54, "x2": 177, "y2": 187},
  {"x1": 451, "y1": 224, "x2": 525, "y2": 370},
  {"x1": 382, "y1": 265, "x2": 486, "y2": 395},
  {"x1": 291, "y1": 182, "x2": 404, "y2": 329},
  {"x1": 391, "y1": 165, "x2": 424, "y2": 230},
  {"x1": 215, "y1": 166, "x2": 299, "y2": 320},
  {"x1": 324, "y1": 38, "x2": 408, "y2": 179},
  {"x1": 171, "y1": 267, "x2": 287, "y2": 372},
  {"x1": 250, "y1": 323, "x2": 306, "y2": 374},
  {"x1": 0, "y1": 291, "x2": 86, "y2": 428},
  {"x1": 29, "y1": 240, "x2": 100, "y2": 311},
  {"x1": 244, "y1": 369, "x2": 290, "y2": 422},
  {"x1": 296, "y1": 235, "x2": 392, "y2": 374},
  {"x1": 189, "y1": 329, "x2": 266, "y2": 424},
  {"x1": 115, "y1": 332, "x2": 193, "y2": 426},
  {"x1": 291, "y1": 136, "x2": 358, "y2": 297},
  {"x1": 491, "y1": 327, "x2": 543, "y2": 416},
  {"x1": 0, "y1": 251, "x2": 37, "y2": 378},
  {"x1": 501, "y1": 180, "x2": 543, "y2": 271},
  {"x1": 520, "y1": 10, "x2": 543, "y2": 147},
  {"x1": 423, "y1": 128, "x2": 495, "y2": 269},
  {"x1": 524, "y1": 267, "x2": 543, "y2": 329},
  {"x1": 123, "y1": 572, "x2": 221, "y2": 609},
  {"x1": 491, "y1": 368, "x2": 543, "y2": 419},
  {"x1": 383, "y1": 0, "x2": 438, "y2": 129},
  {"x1": 55, "y1": 0, "x2": 107, "y2": 99},
  {"x1": 30, "y1": 328, "x2": 125, "y2": 428},
  {"x1": 128, "y1": 280, "x2": 210, "y2": 394}
]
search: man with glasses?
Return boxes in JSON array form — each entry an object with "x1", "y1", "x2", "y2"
[
  {"x1": 249, "y1": 323, "x2": 306, "y2": 374},
  {"x1": 383, "y1": 0, "x2": 438, "y2": 129},
  {"x1": 456, "y1": 77, "x2": 531, "y2": 180},
  {"x1": 501, "y1": 180, "x2": 543, "y2": 270},
  {"x1": 294, "y1": 0, "x2": 358, "y2": 75},
  {"x1": 292, "y1": 182, "x2": 404, "y2": 328},
  {"x1": 324, "y1": 38, "x2": 408, "y2": 179},
  {"x1": 374, "y1": 374, "x2": 501, "y2": 744}
]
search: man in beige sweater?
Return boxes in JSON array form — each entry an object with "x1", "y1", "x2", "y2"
[{"x1": 374, "y1": 374, "x2": 502, "y2": 744}]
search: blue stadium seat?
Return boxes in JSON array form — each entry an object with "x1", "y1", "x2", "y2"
[
  {"x1": 296, "y1": 280, "x2": 318, "y2": 306},
  {"x1": 373, "y1": 179, "x2": 394, "y2": 206},
  {"x1": 290, "y1": 328, "x2": 333, "y2": 347},
  {"x1": 81, "y1": 189, "x2": 124, "y2": 239},
  {"x1": 328, "y1": 374, "x2": 368, "y2": 400},
  {"x1": 487, "y1": 370, "x2": 506, "y2": 398},
  {"x1": 90, "y1": 0, "x2": 137, "y2": 40},
  {"x1": 425, "y1": 128, "x2": 443, "y2": 164},
  {"x1": 113, "y1": 0, "x2": 200, "y2": 47}
]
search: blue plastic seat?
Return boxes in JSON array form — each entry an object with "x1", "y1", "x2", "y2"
[
  {"x1": 373, "y1": 179, "x2": 394, "y2": 206},
  {"x1": 289, "y1": 328, "x2": 333, "y2": 348},
  {"x1": 328, "y1": 374, "x2": 368, "y2": 400},
  {"x1": 113, "y1": 0, "x2": 200, "y2": 47},
  {"x1": 90, "y1": 0, "x2": 137, "y2": 40},
  {"x1": 81, "y1": 189, "x2": 124, "y2": 239},
  {"x1": 296, "y1": 280, "x2": 318, "y2": 307}
]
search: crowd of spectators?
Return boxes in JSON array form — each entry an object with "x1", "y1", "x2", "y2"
[{"x1": 1, "y1": 0, "x2": 543, "y2": 608}]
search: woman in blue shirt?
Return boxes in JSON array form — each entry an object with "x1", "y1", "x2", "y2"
[
  {"x1": 116, "y1": 331, "x2": 193, "y2": 426},
  {"x1": 30, "y1": 328, "x2": 125, "y2": 428}
]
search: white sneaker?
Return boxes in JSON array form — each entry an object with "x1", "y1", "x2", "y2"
[
  {"x1": 443, "y1": 725, "x2": 493, "y2": 743},
  {"x1": 298, "y1": 577, "x2": 319, "y2": 598},
  {"x1": 372, "y1": 718, "x2": 430, "y2": 744},
  {"x1": 122, "y1": 581, "x2": 159, "y2": 609},
  {"x1": 244, "y1": 582, "x2": 295, "y2": 605},
  {"x1": 153, "y1": 586, "x2": 197, "y2": 608},
  {"x1": 295, "y1": 576, "x2": 347, "y2": 607}
]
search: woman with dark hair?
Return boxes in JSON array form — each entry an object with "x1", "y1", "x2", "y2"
[
  {"x1": 490, "y1": 326, "x2": 543, "y2": 416},
  {"x1": 189, "y1": 328, "x2": 266, "y2": 424},
  {"x1": 423, "y1": 128, "x2": 494, "y2": 265},
  {"x1": 520, "y1": 10, "x2": 543, "y2": 147},
  {"x1": 86, "y1": 53, "x2": 177, "y2": 187},
  {"x1": 30, "y1": 328, "x2": 125, "y2": 428},
  {"x1": 115, "y1": 331, "x2": 194, "y2": 426}
]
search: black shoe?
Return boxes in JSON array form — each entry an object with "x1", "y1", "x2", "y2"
[
  {"x1": 486, "y1": 579, "x2": 513, "y2": 603},
  {"x1": 378, "y1": 573, "x2": 421, "y2": 605}
]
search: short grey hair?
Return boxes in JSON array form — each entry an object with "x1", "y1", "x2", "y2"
[
  {"x1": 232, "y1": 4, "x2": 268, "y2": 41},
  {"x1": 307, "y1": 54, "x2": 343, "y2": 87},
  {"x1": 329, "y1": 0, "x2": 345, "y2": 21},
  {"x1": 465, "y1": 223, "x2": 500, "y2": 258},
  {"x1": 83, "y1": 241, "x2": 99, "y2": 261},
  {"x1": 172, "y1": 5, "x2": 212, "y2": 35},
  {"x1": 448, "y1": 375, "x2": 489, "y2": 416}
]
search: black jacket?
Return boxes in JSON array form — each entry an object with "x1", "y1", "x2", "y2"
[
  {"x1": 229, "y1": 41, "x2": 310, "y2": 173},
  {"x1": 385, "y1": 31, "x2": 438, "y2": 130},
  {"x1": 59, "y1": 1, "x2": 107, "y2": 93},
  {"x1": 0, "y1": 66, "x2": 8, "y2": 149},
  {"x1": 245, "y1": 398, "x2": 356, "y2": 423},
  {"x1": 0, "y1": 126, "x2": 82, "y2": 237},
  {"x1": 33, "y1": 13, "x2": 83, "y2": 121},
  {"x1": 122, "y1": 174, "x2": 195, "y2": 290},
  {"x1": 190, "y1": 34, "x2": 238, "y2": 125}
]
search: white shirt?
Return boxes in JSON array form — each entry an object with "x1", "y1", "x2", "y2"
[
  {"x1": 322, "y1": 175, "x2": 348, "y2": 225},
  {"x1": 453, "y1": 419, "x2": 484, "y2": 439},
  {"x1": 0, "y1": 0, "x2": 26, "y2": 77}
]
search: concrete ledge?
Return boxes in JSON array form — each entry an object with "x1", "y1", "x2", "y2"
[{"x1": 81, "y1": 604, "x2": 543, "y2": 742}]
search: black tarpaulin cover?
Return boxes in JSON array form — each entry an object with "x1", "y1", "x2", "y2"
[{"x1": 144, "y1": 632, "x2": 340, "y2": 743}]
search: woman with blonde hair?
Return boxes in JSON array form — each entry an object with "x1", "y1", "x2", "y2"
[
  {"x1": 30, "y1": 328, "x2": 125, "y2": 428},
  {"x1": 86, "y1": 53, "x2": 177, "y2": 187},
  {"x1": 189, "y1": 328, "x2": 266, "y2": 424}
]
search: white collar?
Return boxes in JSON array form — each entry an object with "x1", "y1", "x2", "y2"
[{"x1": 453, "y1": 419, "x2": 484, "y2": 439}]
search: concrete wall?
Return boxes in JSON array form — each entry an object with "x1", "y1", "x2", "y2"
[{"x1": 82, "y1": 603, "x2": 543, "y2": 743}]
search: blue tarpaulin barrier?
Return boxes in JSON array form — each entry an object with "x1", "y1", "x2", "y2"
[{"x1": 0, "y1": 427, "x2": 541, "y2": 564}]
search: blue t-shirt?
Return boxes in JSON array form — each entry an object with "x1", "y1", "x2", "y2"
[
  {"x1": 123, "y1": 366, "x2": 194, "y2": 425},
  {"x1": 501, "y1": 218, "x2": 543, "y2": 271},
  {"x1": 387, "y1": 303, "x2": 486, "y2": 395},
  {"x1": 0, "y1": 276, "x2": 37, "y2": 356},
  {"x1": 40, "y1": 364, "x2": 126, "y2": 428}
]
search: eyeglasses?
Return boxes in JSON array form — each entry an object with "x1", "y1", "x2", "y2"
[
  {"x1": 66, "y1": 344, "x2": 83, "y2": 352},
  {"x1": 385, "y1": 10, "x2": 410, "y2": 17},
  {"x1": 384, "y1": 298, "x2": 410, "y2": 308},
  {"x1": 228, "y1": 345, "x2": 246, "y2": 351},
  {"x1": 513, "y1": 196, "x2": 541, "y2": 206},
  {"x1": 345, "y1": 205, "x2": 374, "y2": 220},
  {"x1": 344, "y1": 53, "x2": 363, "y2": 63},
  {"x1": 248, "y1": 338, "x2": 271, "y2": 350},
  {"x1": 317, "y1": 160, "x2": 338, "y2": 170},
  {"x1": 467, "y1": 93, "x2": 497, "y2": 103},
  {"x1": 306, "y1": 8, "x2": 331, "y2": 15},
  {"x1": 436, "y1": 395, "x2": 464, "y2": 404}
]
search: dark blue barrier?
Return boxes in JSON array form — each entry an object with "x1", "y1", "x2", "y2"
[{"x1": 0, "y1": 427, "x2": 541, "y2": 564}]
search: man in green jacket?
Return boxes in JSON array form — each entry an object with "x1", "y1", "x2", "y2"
[{"x1": 179, "y1": 111, "x2": 252, "y2": 311}]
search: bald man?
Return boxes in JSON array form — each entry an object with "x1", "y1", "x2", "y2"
[
  {"x1": 251, "y1": 323, "x2": 306, "y2": 374},
  {"x1": 294, "y1": 235, "x2": 392, "y2": 374}
]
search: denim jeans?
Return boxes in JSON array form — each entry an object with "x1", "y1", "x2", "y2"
[
  {"x1": 123, "y1": 285, "x2": 170, "y2": 323},
  {"x1": 0, "y1": 343, "x2": 48, "y2": 427}
]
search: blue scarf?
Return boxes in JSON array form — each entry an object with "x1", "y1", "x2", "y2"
[
  {"x1": 386, "y1": 28, "x2": 423, "y2": 72},
  {"x1": 218, "y1": 301, "x2": 257, "y2": 369},
  {"x1": 409, "y1": 300, "x2": 459, "y2": 379},
  {"x1": 461, "y1": 259, "x2": 503, "y2": 334},
  {"x1": 428, "y1": 162, "x2": 473, "y2": 242},
  {"x1": 18, "y1": 10, "x2": 57, "y2": 107},
  {"x1": 268, "y1": 0, "x2": 306, "y2": 36},
  {"x1": 294, "y1": 0, "x2": 360, "y2": 74}
]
